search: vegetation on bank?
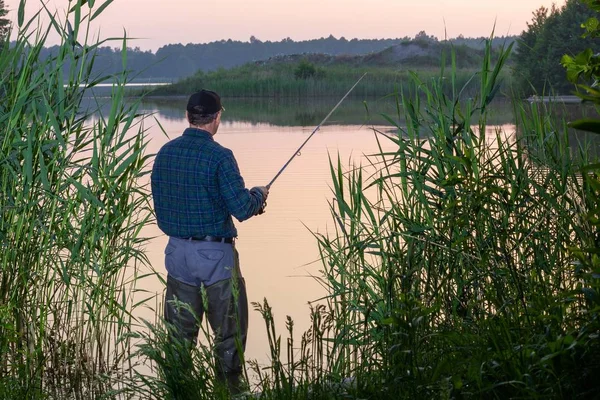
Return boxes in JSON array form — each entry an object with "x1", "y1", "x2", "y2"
[
  {"x1": 149, "y1": 40, "x2": 513, "y2": 98},
  {"x1": 149, "y1": 63, "x2": 480, "y2": 98},
  {"x1": 1, "y1": 1, "x2": 599, "y2": 400},
  {"x1": 149, "y1": 65, "x2": 504, "y2": 99},
  {"x1": 313, "y1": 45, "x2": 600, "y2": 398}
]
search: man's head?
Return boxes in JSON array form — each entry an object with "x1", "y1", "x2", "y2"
[{"x1": 186, "y1": 90, "x2": 224, "y2": 135}]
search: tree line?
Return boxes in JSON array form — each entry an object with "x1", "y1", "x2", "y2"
[
  {"x1": 31, "y1": 34, "x2": 514, "y2": 81},
  {"x1": 514, "y1": 0, "x2": 600, "y2": 95}
]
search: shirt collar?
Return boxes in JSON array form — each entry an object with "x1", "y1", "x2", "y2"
[{"x1": 183, "y1": 127, "x2": 214, "y2": 140}]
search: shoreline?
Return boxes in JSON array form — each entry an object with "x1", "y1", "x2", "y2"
[{"x1": 527, "y1": 95, "x2": 582, "y2": 104}]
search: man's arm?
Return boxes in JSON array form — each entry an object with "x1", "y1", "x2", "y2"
[{"x1": 217, "y1": 149, "x2": 268, "y2": 222}]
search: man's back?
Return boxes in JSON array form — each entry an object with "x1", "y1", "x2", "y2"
[{"x1": 152, "y1": 127, "x2": 265, "y2": 239}]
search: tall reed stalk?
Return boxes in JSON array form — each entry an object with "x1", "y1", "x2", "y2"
[
  {"x1": 0, "y1": 1, "x2": 152, "y2": 398},
  {"x1": 316, "y1": 38, "x2": 600, "y2": 398}
]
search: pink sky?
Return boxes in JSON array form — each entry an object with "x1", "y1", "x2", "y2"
[{"x1": 5, "y1": 0, "x2": 566, "y2": 51}]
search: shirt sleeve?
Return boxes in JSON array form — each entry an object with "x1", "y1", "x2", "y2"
[{"x1": 216, "y1": 149, "x2": 265, "y2": 222}]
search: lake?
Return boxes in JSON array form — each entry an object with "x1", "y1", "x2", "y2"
[{"x1": 131, "y1": 96, "x2": 597, "y2": 367}]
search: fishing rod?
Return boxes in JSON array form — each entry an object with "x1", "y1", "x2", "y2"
[{"x1": 266, "y1": 72, "x2": 367, "y2": 190}]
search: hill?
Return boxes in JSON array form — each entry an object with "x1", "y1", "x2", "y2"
[
  {"x1": 148, "y1": 38, "x2": 515, "y2": 98},
  {"x1": 252, "y1": 38, "x2": 512, "y2": 69}
]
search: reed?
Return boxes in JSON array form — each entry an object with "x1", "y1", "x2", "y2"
[
  {"x1": 150, "y1": 63, "x2": 496, "y2": 99},
  {"x1": 315, "y1": 37, "x2": 600, "y2": 398},
  {"x1": 129, "y1": 301, "x2": 227, "y2": 400},
  {"x1": 0, "y1": 0, "x2": 153, "y2": 398}
]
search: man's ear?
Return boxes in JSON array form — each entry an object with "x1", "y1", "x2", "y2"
[{"x1": 185, "y1": 110, "x2": 189, "y2": 123}]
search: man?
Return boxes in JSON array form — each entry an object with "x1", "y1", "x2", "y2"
[{"x1": 151, "y1": 89, "x2": 268, "y2": 394}]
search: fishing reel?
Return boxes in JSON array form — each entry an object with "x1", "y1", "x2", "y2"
[
  {"x1": 258, "y1": 184, "x2": 270, "y2": 215},
  {"x1": 258, "y1": 201, "x2": 267, "y2": 215}
]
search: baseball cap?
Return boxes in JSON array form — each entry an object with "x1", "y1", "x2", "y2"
[{"x1": 186, "y1": 90, "x2": 224, "y2": 116}]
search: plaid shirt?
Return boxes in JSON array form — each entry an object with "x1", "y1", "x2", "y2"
[{"x1": 151, "y1": 128, "x2": 265, "y2": 238}]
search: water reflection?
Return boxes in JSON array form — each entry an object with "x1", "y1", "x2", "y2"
[
  {"x1": 140, "y1": 97, "x2": 599, "y2": 153},
  {"x1": 141, "y1": 96, "x2": 519, "y2": 127}
]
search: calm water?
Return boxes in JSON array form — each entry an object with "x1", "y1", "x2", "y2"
[{"x1": 132, "y1": 97, "x2": 596, "y2": 366}]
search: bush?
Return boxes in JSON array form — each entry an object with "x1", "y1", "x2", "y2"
[{"x1": 294, "y1": 59, "x2": 318, "y2": 79}]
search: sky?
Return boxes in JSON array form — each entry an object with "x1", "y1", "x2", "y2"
[{"x1": 4, "y1": 0, "x2": 567, "y2": 52}]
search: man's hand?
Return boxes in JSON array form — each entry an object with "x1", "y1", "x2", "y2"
[
  {"x1": 255, "y1": 186, "x2": 269, "y2": 201},
  {"x1": 254, "y1": 186, "x2": 269, "y2": 215}
]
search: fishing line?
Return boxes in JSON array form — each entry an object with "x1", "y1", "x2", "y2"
[{"x1": 266, "y1": 73, "x2": 367, "y2": 189}]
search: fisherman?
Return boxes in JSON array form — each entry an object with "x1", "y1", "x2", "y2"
[{"x1": 150, "y1": 89, "x2": 268, "y2": 394}]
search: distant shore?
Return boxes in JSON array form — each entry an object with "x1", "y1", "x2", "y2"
[{"x1": 527, "y1": 95, "x2": 582, "y2": 103}]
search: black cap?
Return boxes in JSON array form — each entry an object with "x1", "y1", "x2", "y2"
[{"x1": 186, "y1": 90, "x2": 223, "y2": 116}]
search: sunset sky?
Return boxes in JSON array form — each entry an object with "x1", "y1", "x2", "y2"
[{"x1": 5, "y1": 0, "x2": 566, "y2": 51}]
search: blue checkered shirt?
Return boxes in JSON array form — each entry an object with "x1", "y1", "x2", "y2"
[{"x1": 151, "y1": 128, "x2": 265, "y2": 238}]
